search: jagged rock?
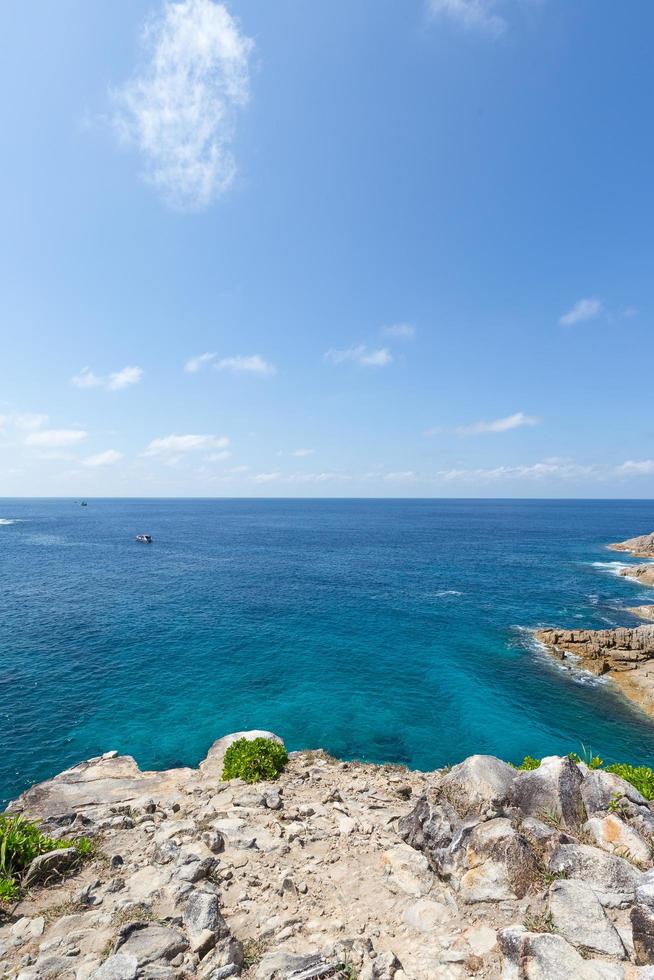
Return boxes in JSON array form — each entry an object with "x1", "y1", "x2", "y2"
[
  {"x1": 509, "y1": 755, "x2": 586, "y2": 827},
  {"x1": 548, "y1": 878, "x2": 626, "y2": 957},
  {"x1": 581, "y1": 767, "x2": 647, "y2": 813},
  {"x1": 549, "y1": 842, "x2": 642, "y2": 906},
  {"x1": 89, "y1": 953, "x2": 139, "y2": 980},
  {"x1": 360, "y1": 951, "x2": 401, "y2": 979},
  {"x1": 23, "y1": 846, "x2": 80, "y2": 885},
  {"x1": 584, "y1": 814, "x2": 651, "y2": 865},
  {"x1": 173, "y1": 855, "x2": 216, "y2": 882},
  {"x1": 255, "y1": 950, "x2": 335, "y2": 980},
  {"x1": 113, "y1": 922, "x2": 188, "y2": 966},
  {"x1": 637, "y1": 870, "x2": 654, "y2": 908},
  {"x1": 609, "y1": 531, "x2": 654, "y2": 558},
  {"x1": 199, "y1": 937, "x2": 244, "y2": 979},
  {"x1": 622, "y1": 566, "x2": 654, "y2": 587},
  {"x1": 499, "y1": 926, "x2": 621, "y2": 979},
  {"x1": 439, "y1": 755, "x2": 516, "y2": 815},
  {"x1": 184, "y1": 890, "x2": 228, "y2": 938},
  {"x1": 397, "y1": 796, "x2": 460, "y2": 870}
]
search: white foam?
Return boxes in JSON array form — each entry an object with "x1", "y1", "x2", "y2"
[
  {"x1": 511, "y1": 626, "x2": 607, "y2": 687},
  {"x1": 432, "y1": 590, "x2": 463, "y2": 598},
  {"x1": 0, "y1": 518, "x2": 23, "y2": 525}
]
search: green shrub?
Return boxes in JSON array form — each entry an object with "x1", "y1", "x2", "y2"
[
  {"x1": 0, "y1": 814, "x2": 91, "y2": 902},
  {"x1": 222, "y1": 738, "x2": 289, "y2": 783},
  {"x1": 605, "y1": 763, "x2": 654, "y2": 800},
  {"x1": 517, "y1": 755, "x2": 541, "y2": 771}
]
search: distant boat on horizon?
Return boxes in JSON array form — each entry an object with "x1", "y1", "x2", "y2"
[
  {"x1": 80, "y1": 501, "x2": 88, "y2": 507},
  {"x1": 135, "y1": 534, "x2": 153, "y2": 544}
]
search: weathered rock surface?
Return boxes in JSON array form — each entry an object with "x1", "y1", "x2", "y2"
[
  {"x1": 2, "y1": 736, "x2": 654, "y2": 978},
  {"x1": 535, "y1": 624, "x2": 654, "y2": 717},
  {"x1": 609, "y1": 531, "x2": 654, "y2": 558},
  {"x1": 622, "y1": 564, "x2": 654, "y2": 587},
  {"x1": 629, "y1": 606, "x2": 654, "y2": 622}
]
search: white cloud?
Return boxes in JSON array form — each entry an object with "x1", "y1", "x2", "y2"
[
  {"x1": 428, "y1": 0, "x2": 507, "y2": 37},
  {"x1": 384, "y1": 470, "x2": 416, "y2": 481},
  {"x1": 617, "y1": 459, "x2": 654, "y2": 475},
  {"x1": 325, "y1": 345, "x2": 393, "y2": 367},
  {"x1": 107, "y1": 366, "x2": 143, "y2": 390},
  {"x1": 185, "y1": 352, "x2": 216, "y2": 373},
  {"x1": 205, "y1": 450, "x2": 232, "y2": 462},
  {"x1": 26, "y1": 429, "x2": 88, "y2": 448},
  {"x1": 438, "y1": 460, "x2": 596, "y2": 483},
  {"x1": 382, "y1": 323, "x2": 415, "y2": 340},
  {"x1": 214, "y1": 354, "x2": 276, "y2": 376},
  {"x1": 228, "y1": 464, "x2": 249, "y2": 473},
  {"x1": 254, "y1": 471, "x2": 281, "y2": 484},
  {"x1": 456, "y1": 411, "x2": 540, "y2": 435},
  {"x1": 559, "y1": 297, "x2": 603, "y2": 326},
  {"x1": 143, "y1": 433, "x2": 229, "y2": 456},
  {"x1": 72, "y1": 366, "x2": 143, "y2": 391},
  {"x1": 290, "y1": 448, "x2": 314, "y2": 457},
  {"x1": 112, "y1": 0, "x2": 253, "y2": 211},
  {"x1": 83, "y1": 449, "x2": 124, "y2": 467},
  {"x1": 13, "y1": 413, "x2": 49, "y2": 431}
]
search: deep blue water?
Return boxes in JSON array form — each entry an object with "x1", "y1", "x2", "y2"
[{"x1": 2, "y1": 498, "x2": 654, "y2": 806}]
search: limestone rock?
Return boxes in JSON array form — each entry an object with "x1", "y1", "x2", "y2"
[
  {"x1": 548, "y1": 878, "x2": 626, "y2": 957},
  {"x1": 499, "y1": 926, "x2": 620, "y2": 980},
  {"x1": 584, "y1": 814, "x2": 651, "y2": 865},
  {"x1": 381, "y1": 843, "x2": 434, "y2": 897},
  {"x1": 509, "y1": 755, "x2": 586, "y2": 827},
  {"x1": 439, "y1": 755, "x2": 516, "y2": 815},
  {"x1": 581, "y1": 767, "x2": 647, "y2": 813},
  {"x1": 255, "y1": 950, "x2": 335, "y2": 980},
  {"x1": 455, "y1": 818, "x2": 540, "y2": 902},
  {"x1": 632, "y1": 904, "x2": 654, "y2": 965},
  {"x1": 609, "y1": 531, "x2": 654, "y2": 557}
]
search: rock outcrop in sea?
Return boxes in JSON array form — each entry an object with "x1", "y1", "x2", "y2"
[
  {"x1": 621, "y1": 566, "x2": 654, "y2": 588},
  {"x1": 3, "y1": 732, "x2": 654, "y2": 978},
  {"x1": 609, "y1": 532, "x2": 654, "y2": 559}
]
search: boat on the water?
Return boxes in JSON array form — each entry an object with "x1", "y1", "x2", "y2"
[
  {"x1": 135, "y1": 534, "x2": 153, "y2": 544},
  {"x1": 81, "y1": 501, "x2": 88, "y2": 507}
]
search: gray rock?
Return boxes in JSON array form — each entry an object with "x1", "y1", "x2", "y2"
[
  {"x1": 397, "y1": 796, "x2": 460, "y2": 871},
  {"x1": 89, "y1": 953, "x2": 139, "y2": 980},
  {"x1": 548, "y1": 878, "x2": 626, "y2": 957},
  {"x1": 255, "y1": 951, "x2": 336, "y2": 980},
  {"x1": 452, "y1": 817, "x2": 540, "y2": 902},
  {"x1": 499, "y1": 927, "x2": 619, "y2": 979},
  {"x1": 114, "y1": 922, "x2": 188, "y2": 966},
  {"x1": 584, "y1": 813, "x2": 652, "y2": 864},
  {"x1": 152, "y1": 840, "x2": 179, "y2": 865},
  {"x1": 439, "y1": 755, "x2": 516, "y2": 815},
  {"x1": 199, "y1": 730, "x2": 285, "y2": 778},
  {"x1": 184, "y1": 890, "x2": 228, "y2": 938},
  {"x1": 202, "y1": 830, "x2": 226, "y2": 854},
  {"x1": 520, "y1": 816, "x2": 558, "y2": 841},
  {"x1": 637, "y1": 870, "x2": 654, "y2": 908},
  {"x1": 549, "y1": 842, "x2": 642, "y2": 907},
  {"x1": 23, "y1": 847, "x2": 80, "y2": 886},
  {"x1": 509, "y1": 755, "x2": 586, "y2": 827},
  {"x1": 632, "y1": 904, "x2": 654, "y2": 965},
  {"x1": 174, "y1": 856, "x2": 215, "y2": 882},
  {"x1": 581, "y1": 767, "x2": 647, "y2": 813}
]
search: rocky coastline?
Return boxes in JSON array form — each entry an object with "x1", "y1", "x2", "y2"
[
  {"x1": 609, "y1": 533, "x2": 654, "y2": 559},
  {"x1": 4, "y1": 732, "x2": 654, "y2": 979}
]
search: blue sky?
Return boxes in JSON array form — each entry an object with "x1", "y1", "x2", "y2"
[{"x1": 1, "y1": 0, "x2": 652, "y2": 497}]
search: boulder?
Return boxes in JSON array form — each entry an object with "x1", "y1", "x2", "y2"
[
  {"x1": 454, "y1": 818, "x2": 540, "y2": 903},
  {"x1": 584, "y1": 814, "x2": 651, "y2": 865},
  {"x1": 397, "y1": 796, "x2": 460, "y2": 871},
  {"x1": 548, "y1": 878, "x2": 626, "y2": 957},
  {"x1": 113, "y1": 922, "x2": 188, "y2": 966},
  {"x1": 632, "y1": 904, "x2": 654, "y2": 965},
  {"x1": 23, "y1": 846, "x2": 80, "y2": 885},
  {"x1": 184, "y1": 890, "x2": 228, "y2": 939},
  {"x1": 509, "y1": 756, "x2": 586, "y2": 827},
  {"x1": 637, "y1": 869, "x2": 654, "y2": 908},
  {"x1": 199, "y1": 731, "x2": 285, "y2": 779},
  {"x1": 89, "y1": 954, "x2": 139, "y2": 980},
  {"x1": 581, "y1": 768, "x2": 647, "y2": 813},
  {"x1": 439, "y1": 755, "x2": 516, "y2": 815},
  {"x1": 548, "y1": 842, "x2": 642, "y2": 907}
]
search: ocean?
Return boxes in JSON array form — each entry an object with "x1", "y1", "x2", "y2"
[{"x1": 1, "y1": 497, "x2": 654, "y2": 806}]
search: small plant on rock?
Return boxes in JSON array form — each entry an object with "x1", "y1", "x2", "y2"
[
  {"x1": 222, "y1": 738, "x2": 289, "y2": 784},
  {"x1": 0, "y1": 814, "x2": 92, "y2": 903},
  {"x1": 605, "y1": 763, "x2": 654, "y2": 800},
  {"x1": 524, "y1": 910, "x2": 555, "y2": 934},
  {"x1": 517, "y1": 755, "x2": 541, "y2": 771}
]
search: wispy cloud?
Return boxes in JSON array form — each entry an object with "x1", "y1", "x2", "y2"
[
  {"x1": 72, "y1": 366, "x2": 143, "y2": 391},
  {"x1": 254, "y1": 471, "x2": 281, "y2": 484},
  {"x1": 382, "y1": 323, "x2": 415, "y2": 340},
  {"x1": 83, "y1": 449, "x2": 124, "y2": 467},
  {"x1": 384, "y1": 470, "x2": 416, "y2": 481},
  {"x1": 559, "y1": 297, "x2": 603, "y2": 326},
  {"x1": 617, "y1": 459, "x2": 654, "y2": 475},
  {"x1": 111, "y1": 0, "x2": 253, "y2": 211},
  {"x1": 290, "y1": 448, "x2": 314, "y2": 457},
  {"x1": 26, "y1": 429, "x2": 88, "y2": 448},
  {"x1": 13, "y1": 413, "x2": 49, "y2": 431},
  {"x1": 455, "y1": 411, "x2": 540, "y2": 435},
  {"x1": 325, "y1": 345, "x2": 393, "y2": 367},
  {"x1": 143, "y1": 433, "x2": 229, "y2": 456},
  {"x1": 214, "y1": 355, "x2": 276, "y2": 376},
  {"x1": 428, "y1": 0, "x2": 507, "y2": 37},
  {"x1": 438, "y1": 457, "x2": 654, "y2": 483},
  {"x1": 185, "y1": 352, "x2": 217, "y2": 373}
]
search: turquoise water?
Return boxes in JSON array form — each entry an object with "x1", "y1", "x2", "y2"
[{"x1": 2, "y1": 498, "x2": 654, "y2": 806}]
